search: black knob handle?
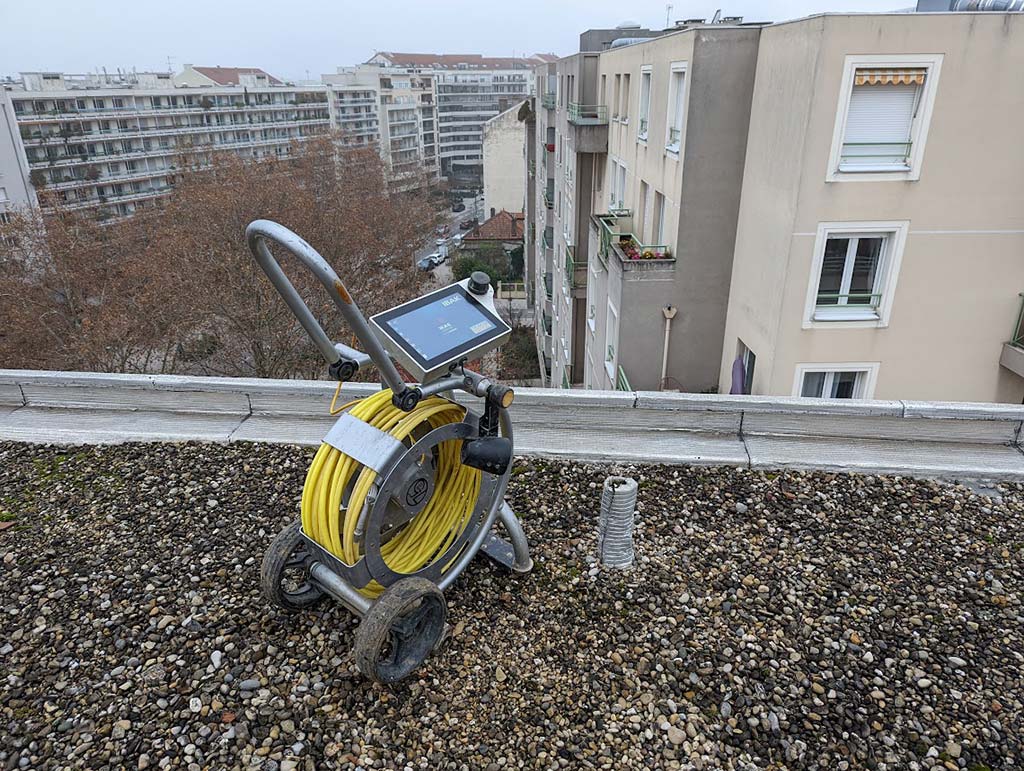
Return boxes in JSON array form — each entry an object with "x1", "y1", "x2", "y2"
[{"x1": 468, "y1": 271, "x2": 490, "y2": 296}]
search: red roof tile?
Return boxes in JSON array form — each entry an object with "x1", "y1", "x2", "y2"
[
  {"x1": 465, "y1": 210, "x2": 525, "y2": 241},
  {"x1": 192, "y1": 66, "x2": 283, "y2": 86}
]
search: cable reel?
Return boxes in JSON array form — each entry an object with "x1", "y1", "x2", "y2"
[{"x1": 247, "y1": 220, "x2": 532, "y2": 684}]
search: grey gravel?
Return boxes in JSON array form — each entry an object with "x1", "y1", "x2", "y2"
[{"x1": 1, "y1": 441, "x2": 1022, "y2": 770}]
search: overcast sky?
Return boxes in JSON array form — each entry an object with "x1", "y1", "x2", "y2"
[{"x1": 1, "y1": 0, "x2": 905, "y2": 82}]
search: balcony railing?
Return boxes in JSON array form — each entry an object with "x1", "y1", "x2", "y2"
[
  {"x1": 543, "y1": 273, "x2": 553, "y2": 301},
  {"x1": 593, "y1": 211, "x2": 673, "y2": 269},
  {"x1": 616, "y1": 366, "x2": 632, "y2": 392},
  {"x1": 567, "y1": 103, "x2": 608, "y2": 125},
  {"x1": 816, "y1": 292, "x2": 883, "y2": 308},
  {"x1": 541, "y1": 312, "x2": 552, "y2": 335},
  {"x1": 541, "y1": 93, "x2": 556, "y2": 110},
  {"x1": 839, "y1": 141, "x2": 912, "y2": 170},
  {"x1": 542, "y1": 229, "x2": 553, "y2": 250},
  {"x1": 543, "y1": 189, "x2": 554, "y2": 209},
  {"x1": 564, "y1": 246, "x2": 586, "y2": 290}
]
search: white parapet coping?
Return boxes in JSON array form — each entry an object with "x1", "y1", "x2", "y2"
[{"x1": 1, "y1": 369, "x2": 1023, "y2": 481}]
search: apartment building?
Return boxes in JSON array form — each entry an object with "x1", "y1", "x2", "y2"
[
  {"x1": 529, "y1": 11, "x2": 1024, "y2": 404},
  {"x1": 531, "y1": 23, "x2": 760, "y2": 391},
  {"x1": 0, "y1": 67, "x2": 331, "y2": 219},
  {"x1": 324, "y1": 65, "x2": 441, "y2": 190},
  {"x1": 720, "y1": 12, "x2": 1024, "y2": 403},
  {"x1": 368, "y1": 52, "x2": 552, "y2": 189}
]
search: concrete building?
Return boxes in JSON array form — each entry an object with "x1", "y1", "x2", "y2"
[
  {"x1": 481, "y1": 101, "x2": 527, "y2": 219},
  {"x1": 0, "y1": 88, "x2": 37, "y2": 219},
  {"x1": 530, "y1": 21, "x2": 759, "y2": 390},
  {"x1": 528, "y1": 12, "x2": 1024, "y2": 404},
  {"x1": 368, "y1": 52, "x2": 553, "y2": 189},
  {"x1": 324, "y1": 65, "x2": 441, "y2": 190},
  {"x1": 720, "y1": 12, "x2": 1024, "y2": 404},
  {"x1": 0, "y1": 67, "x2": 331, "y2": 219}
]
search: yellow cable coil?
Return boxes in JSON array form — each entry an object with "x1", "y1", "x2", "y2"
[{"x1": 302, "y1": 387, "x2": 481, "y2": 598}]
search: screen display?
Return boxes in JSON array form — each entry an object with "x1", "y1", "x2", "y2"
[{"x1": 385, "y1": 290, "x2": 498, "y2": 363}]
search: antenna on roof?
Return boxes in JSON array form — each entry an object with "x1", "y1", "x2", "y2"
[
  {"x1": 665, "y1": 3, "x2": 673, "y2": 28},
  {"x1": 711, "y1": 8, "x2": 722, "y2": 23}
]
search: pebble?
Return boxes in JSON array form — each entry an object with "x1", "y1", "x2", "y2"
[{"x1": 1, "y1": 443, "x2": 1022, "y2": 771}]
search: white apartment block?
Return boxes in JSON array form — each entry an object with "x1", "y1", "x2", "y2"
[
  {"x1": 325, "y1": 65, "x2": 441, "y2": 191},
  {"x1": 528, "y1": 12, "x2": 1024, "y2": 404},
  {"x1": 1, "y1": 67, "x2": 331, "y2": 220},
  {"x1": 482, "y1": 101, "x2": 528, "y2": 219},
  {"x1": 367, "y1": 53, "x2": 553, "y2": 189}
]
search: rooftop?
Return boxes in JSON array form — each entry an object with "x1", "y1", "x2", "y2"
[
  {"x1": 369, "y1": 51, "x2": 551, "y2": 70},
  {"x1": 466, "y1": 210, "x2": 525, "y2": 241},
  {"x1": 1, "y1": 440, "x2": 1022, "y2": 769},
  {"x1": 189, "y1": 66, "x2": 284, "y2": 86}
]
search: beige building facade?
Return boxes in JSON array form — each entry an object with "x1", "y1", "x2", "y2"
[
  {"x1": 528, "y1": 12, "x2": 1024, "y2": 404},
  {"x1": 720, "y1": 13, "x2": 1024, "y2": 403}
]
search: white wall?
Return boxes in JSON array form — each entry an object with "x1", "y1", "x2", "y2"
[{"x1": 482, "y1": 102, "x2": 527, "y2": 216}]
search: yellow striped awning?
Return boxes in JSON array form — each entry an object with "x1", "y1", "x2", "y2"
[{"x1": 854, "y1": 67, "x2": 927, "y2": 86}]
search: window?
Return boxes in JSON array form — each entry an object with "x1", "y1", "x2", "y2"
[
  {"x1": 600, "y1": 75, "x2": 607, "y2": 107},
  {"x1": 612, "y1": 75, "x2": 621, "y2": 120},
  {"x1": 828, "y1": 55, "x2": 942, "y2": 182},
  {"x1": 666, "y1": 64, "x2": 687, "y2": 154},
  {"x1": 609, "y1": 161, "x2": 627, "y2": 209},
  {"x1": 621, "y1": 74, "x2": 630, "y2": 123},
  {"x1": 804, "y1": 221, "x2": 908, "y2": 328},
  {"x1": 732, "y1": 340, "x2": 756, "y2": 395},
  {"x1": 638, "y1": 181, "x2": 649, "y2": 240},
  {"x1": 605, "y1": 302, "x2": 620, "y2": 381},
  {"x1": 638, "y1": 68, "x2": 652, "y2": 141},
  {"x1": 795, "y1": 364, "x2": 879, "y2": 399},
  {"x1": 652, "y1": 192, "x2": 666, "y2": 244}
]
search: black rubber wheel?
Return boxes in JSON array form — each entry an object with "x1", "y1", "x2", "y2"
[
  {"x1": 261, "y1": 521, "x2": 325, "y2": 611},
  {"x1": 353, "y1": 577, "x2": 447, "y2": 684}
]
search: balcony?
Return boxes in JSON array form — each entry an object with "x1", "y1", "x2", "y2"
[
  {"x1": 567, "y1": 103, "x2": 608, "y2": 125},
  {"x1": 564, "y1": 245, "x2": 586, "y2": 291},
  {"x1": 567, "y1": 103, "x2": 608, "y2": 153},
  {"x1": 541, "y1": 93, "x2": 556, "y2": 110},
  {"x1": 543, "y1": 273, "x2": 553, "y2": 302},
  {"x1": 543, "y1": 188, "x2": 554, "y2": 209},
  {"x1": 542, "y1": 228, "x2": 553, "y2": 250},
  {"x1": 1000, "y1": 293, "x2": 1024, "y2": 378},
  {"x1": 592, "y1": 211, "x2": 674, "y2": 274}
]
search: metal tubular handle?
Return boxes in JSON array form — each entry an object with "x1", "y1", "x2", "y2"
[{"x1": 245, "y1": 219, "x2": 407, "y2": 393}]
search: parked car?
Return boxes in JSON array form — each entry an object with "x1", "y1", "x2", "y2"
[
  {"x1": 459, "y1": 218, "x2": 477, "y2": 231},
  {"x1": 451, "y1": 202, "x2": 466, "y2": 213},
  {"x1": 416, "y1": 256, "x2": 436, "y2": 271},
  {"x1": 427, "y1": 251, "x2": 445, "y2": 266},
  {"x1": 452, "y1": 234, "x2": 463, "y2": 247}
]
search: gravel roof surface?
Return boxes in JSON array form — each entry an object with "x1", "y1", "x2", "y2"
[{"x1": 1, "y1": 441, "x2": 1022, "y2": 771}]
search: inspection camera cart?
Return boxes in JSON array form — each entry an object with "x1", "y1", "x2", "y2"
[{"x1": 247, "y1": 220, "x2": 533, "y2": 683}]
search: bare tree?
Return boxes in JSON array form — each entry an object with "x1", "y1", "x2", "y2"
[{"x1": 0, "y1": 134, "x2": 438, "y2": 379}]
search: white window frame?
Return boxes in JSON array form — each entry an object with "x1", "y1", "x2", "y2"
[
  {"x1": 802, "y1": 220, "x2": 908, "y2": 329},
  {"x1": 826, "y1": 54, "x2": 942, "y2": 183},
  {"x1": 637, "y1": 66, "x2": 652, "y2": 143},
  {"x1": 792, "y1": 363, "x2": 880, "y2": 400},
  {"x1": 604, "y1": 302, "x2": 619, "y2": 381},
  {"x1": 665, "y1": 62, "x2": 687, "y2": 157}
]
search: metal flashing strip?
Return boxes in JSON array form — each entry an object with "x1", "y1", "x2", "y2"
[{"x1": 1, "y1": 369, "x2": 1023, "y2": 482}]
